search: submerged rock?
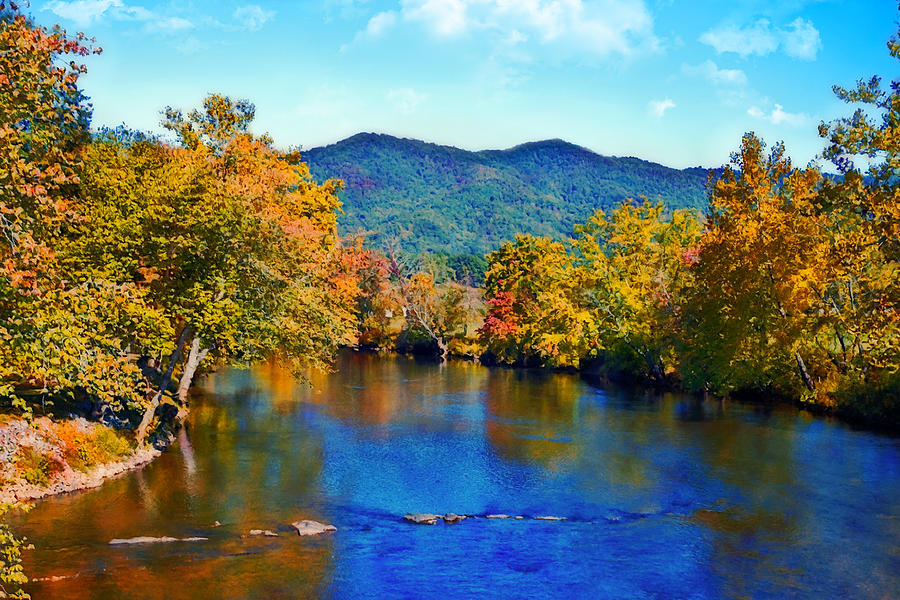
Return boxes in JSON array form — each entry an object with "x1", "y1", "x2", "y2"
[
  {"x1": 291, "y1": 520, "x2": 337, "y2": 536},
  {"x1": 248, "y1": 529, "x2": 279, "y2": 537},
  {"x1": 443, "y1": 513, "x2": 466, "y2": 524},
  {"x1": 109, "y1": 536, "x2": 208, "y2": 545},
  {"x1": 404, "y1": 513, "x2": 439, "y2": 525}
]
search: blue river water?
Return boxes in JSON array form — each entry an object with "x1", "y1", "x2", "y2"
[{"x1": 14, "y1": 352, "x2": 900, "y2": 599}]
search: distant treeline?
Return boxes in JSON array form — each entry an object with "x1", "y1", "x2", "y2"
[{"x1": 304, "y1": 134, "x2": 714, "y2": 255}]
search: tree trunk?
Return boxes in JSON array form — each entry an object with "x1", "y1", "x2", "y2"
[
  {"x1": 795, "y1": 351, "x2": 816, "y2": 393},
  {"x1": 436, "y1": 337, "x2": 449, "y2": 362},
  {"x1": 136, "y1": 326, "x2": 193, "y2": 445},
  {"x1": 177, "y1": 336, "x2": 209, "y2": 404}
]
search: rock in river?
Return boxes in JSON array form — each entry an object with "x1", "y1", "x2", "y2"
[
  {"x1": 404, "y1": 513, "x2": 439, "y2": 525},
  {"x1": 485, "y1": 514, "x2": 510, "y2": 519},
  {"x1": 248, "y1": 529, "x2": 279, "y2": 537},
  {"x1": 443, "y1": 513, "x2": 466, "y2": 524},
  {"x1": 534, "y1": 516, "x2": 566, "y2": 521},
  {"x1": 291, "y1": 520, "x2": 337, "y2": 536},
  {"x1": 109, "y1": 536, "x2": 208, "y2": 545}
]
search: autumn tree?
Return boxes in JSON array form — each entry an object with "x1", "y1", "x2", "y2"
[
  {"x1": 572, "y1": 201, "x2": 701, "y2": 383},
  {"x1": 481, "y1": 235, "x2": 592, "y2": 367},
  {"x1": 681, "y1": 134, "x2": 830, "y2": 398},
  {"x1": 812, "y1": 22, "x2": 900, "y2": 418},
  {"x1": 0, "y1": 4, "x2": 153, "y2": 419},
  {"x1": 64, "y1": 96, "x2": 354, "y2": 443},
  {"x1": 387, "y1": 249, "x2": 470, "y2": 360}
]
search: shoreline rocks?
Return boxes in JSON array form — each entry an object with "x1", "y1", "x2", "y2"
[
  {"x1": 0, "y1": 416, "x2": 162, "y2": 504},
  {"x1": 1, "y1": 446, "x2": 161, "y2": 504}
]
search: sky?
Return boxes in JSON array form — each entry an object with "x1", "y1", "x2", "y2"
[{"x1": 30, "y1": 0, "x2": 900, "y2": 168}]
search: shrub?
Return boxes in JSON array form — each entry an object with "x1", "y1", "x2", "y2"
[
  {"x1": 55, "y1": 421, "x2": 134, "y2": 473},
  {"x1": 15, "y1": 448, "x2": 63, "y2": 487}
]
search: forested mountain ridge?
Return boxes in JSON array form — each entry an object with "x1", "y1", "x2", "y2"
[{"x1": 303, "y1": 133, "x2": 714, "y2": 254}]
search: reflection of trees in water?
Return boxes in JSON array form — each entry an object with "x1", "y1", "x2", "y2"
[
  {"x1": 249, "y1": 352, "x2": 492, "y2": 429},
  {"x1": 28, "y1": 536, "x2": 334, "y2": 600},
  {"x1": 483, "y1": 369, "x2": 581, "y2": 467},
  {"x1": 688, "y1": 506, "x2": 802, "y2": 598}
]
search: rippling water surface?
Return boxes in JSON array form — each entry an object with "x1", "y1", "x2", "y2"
[{"x1": 14, "y1": 353, "x2": 900, "y2": 599}]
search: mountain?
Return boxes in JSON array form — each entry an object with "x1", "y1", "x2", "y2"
[{"x1": 303, "y1": 133, "x2": 714, "y2": 255}]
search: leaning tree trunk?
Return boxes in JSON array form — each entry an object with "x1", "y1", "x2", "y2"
[
  {"x1": 795, "y1": 351, "x2": 816, "y2": 394},
  {"x1": 177, "y1": 336, "x2": 209, "y2": 404},
  {"x1": 136, "y1": 326, "x2": 193, "y2": 445}
]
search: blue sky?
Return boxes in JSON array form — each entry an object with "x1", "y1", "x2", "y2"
[{"x1": 33, "y1": 0, "x2": 898, "y2": 168}]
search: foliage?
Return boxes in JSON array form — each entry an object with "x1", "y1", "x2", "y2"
[
  {"x1": 481, "y1": 235, "x2": 592, "y2": 367},
  {"x1": 680, "y1": 135, "x2": 826, "y2": 398},
  {"x1": 0, "y1": 3, "x2": 151, "y2": 418},
  {"x1": 388, "y1": 250, "x2": 474, "y2": 358},
  {"x1": 0, "y1": 0, "x2": 358, "y2": 442},
  {"x1": 572, "y1": 201, "x2": 701, "y2": 381},
  {"x1": 0, "y1": 502, "x2": 31, "y2": 600},
  {"x1": 15, "y1": 447, "x2": 62, "y2": 487}
]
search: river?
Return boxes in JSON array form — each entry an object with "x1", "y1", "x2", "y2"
[{"x1": 12, "y1": 352, "x2": 900, "y2": 599}]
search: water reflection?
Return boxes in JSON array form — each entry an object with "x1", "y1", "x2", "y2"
[{"x1": 12, "y1": 352, "x2": 900, "y2": 599}]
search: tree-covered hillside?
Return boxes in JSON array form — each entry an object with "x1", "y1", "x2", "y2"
[{"x1": 303, "y1": 133, "x2": 714, "y2": 254}]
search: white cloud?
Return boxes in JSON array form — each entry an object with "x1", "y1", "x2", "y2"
[
  {"x1": 45, "y1": 0, "x2": 121, "y2": 26},
  {"x1": 366, "y1": 10, "x2": 398, "y2": 37},
  {"x1": 683, "y1": 60, "x2": 747, "y2": 86},
  {"x1": 648, "y1": 97, "x2": 675, "y2": 118},
  {"x1": 699, "y1": 19, "x2": 778, "y2": 57},
  {"x1": 45, "y1": 0, "x2": 195, "y2": 33},
  {"x1": 402, "y1": 0, "x2": 468, "y2": 37},
  {"x1": 145, "y1": 16, "x2": 194, "y2": 33},
  {"x1": 748, "y1": 103, "x2": 808, "y2": 126},
  {"x1": 388, "y1": 87, "x2": 427, "y2": 114},
  {"x1": 341, "y1": 10, "x2": 398, "y2": 52},
  {"x1": 391, "y1": 0, "x2": 657, "y2": 57},
  {"x1": 700, "y1": 17, "x2": 821, "y2": 60},
  {"x1": 233, "y1": 5, "x2": 275, "y2": 32},
  {"x1": 781, "y1": 17, "x2": 821, "y2": 60}
]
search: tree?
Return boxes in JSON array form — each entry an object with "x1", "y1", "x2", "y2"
[
  {"x1": 387, "y1": 249, "x2": 469, "y2": 360},
  {"x1": 0, "y1": 4, "x2": 153, "y2": 418},
  {"x1": 682, "y1": 134, "x2": 827, "y2": 398},
  {"x1": 481, "y1": 235, "x2": 592, "y2": 367},
  {"x1": 64, "y1": 96, "x2": 354, "y2": 443},
  {"x1": 572, "y1": 201, "x2": 701, "y2": 383},
  {"x1": 812, "y1": 21, "x2": 900, "y2": 417}
]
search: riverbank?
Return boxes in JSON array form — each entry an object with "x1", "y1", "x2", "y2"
[{"x1": 0, "y1": 416, "x2": 160, "y2": 504}]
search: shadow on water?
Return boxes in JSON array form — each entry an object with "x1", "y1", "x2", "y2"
[{"x1": 11, "y1": 351, "x2": 900, "y2": 599}]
